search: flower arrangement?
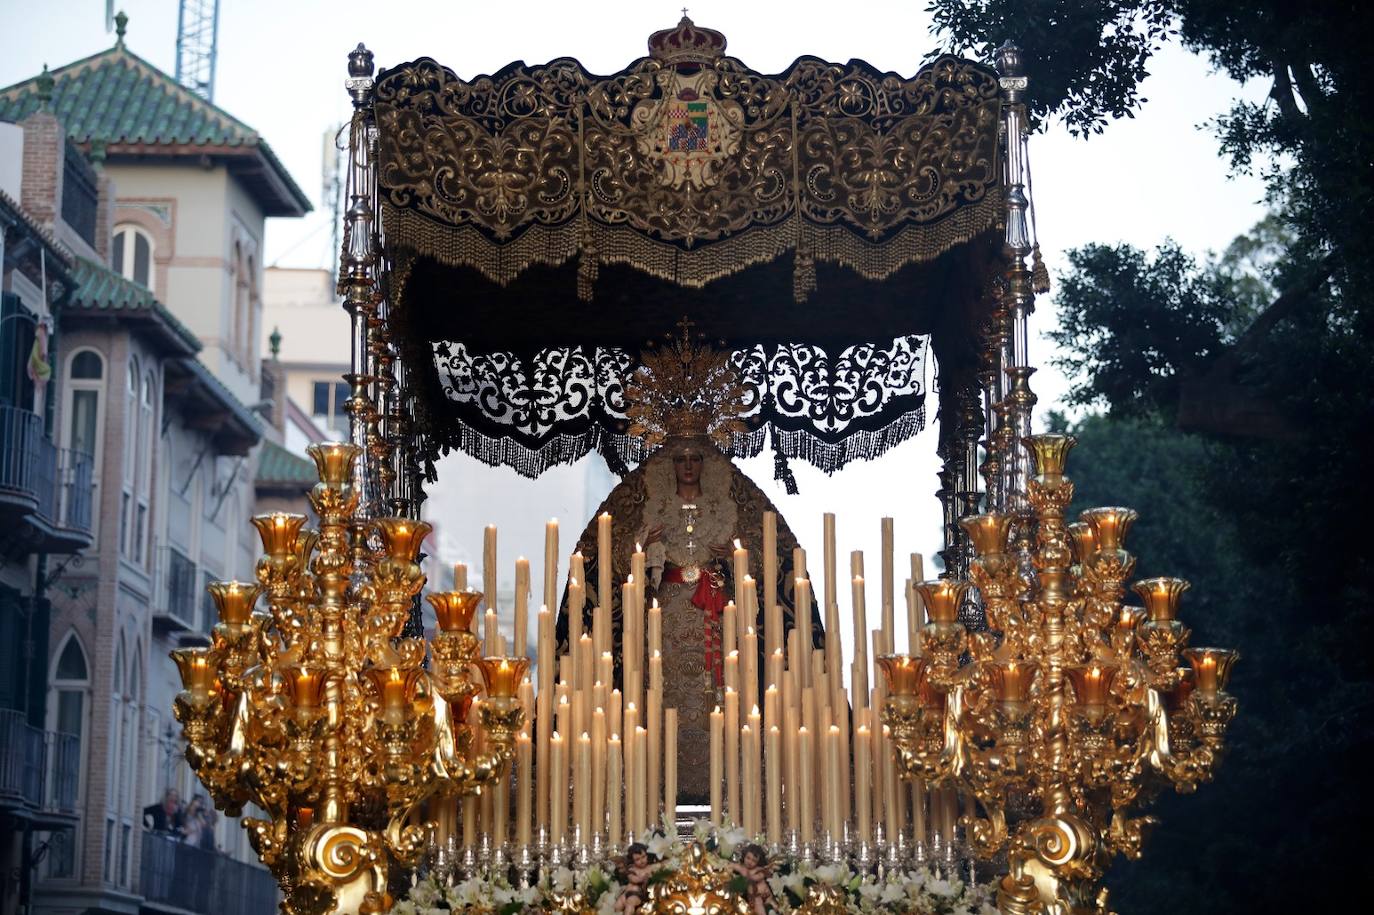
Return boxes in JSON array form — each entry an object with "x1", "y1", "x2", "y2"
[{"x1": 394, "y1": 822, "x2": 997, "y2": 915}]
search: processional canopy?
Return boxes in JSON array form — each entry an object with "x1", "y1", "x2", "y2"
[{"x1": 370, "y1": 17, "x2": 1008, "y2": 479}]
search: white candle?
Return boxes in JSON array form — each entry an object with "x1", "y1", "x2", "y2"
[
  {"x1": 543, "y1": 519, "x2": 559, "y2": 615},
  {"x1": 766, "y1": 724, "x2": 782, "y2": 845},
  {"x1": 881, "y1": 517, "x2": 895, "y2": 654},
  {"x1": 798, "y1": 726, "x2": 814, "y2": 844},
  {"x1": 483, "y1": 525, "x2": 498, "y2": 623},
  {"x1": 575, "y1": 732, "x2": 592, "y2": 841},
  {"x1": 733, "y1": 541, "x2": 748, "y2": 616},
  {"x1": 664, "y1": 708, "x2": 678, "y2": 824},
  {"x1": 710, "y1": 706, "x2": 724, "y2": 827},
  {"x1": 597, "y1": 513, "x2": 613, "y2": 617},
  {"x1": 763, "y1": 512, "x2": 778, "y2": 656},
  {"x1": 516, "y1": 732, "x2": 533, "y2": 848},
  {"x1": 725, "y1": 689, "x2": 740, "y2": 826},
  {"x1": 855, "y1": 724, "x2": 872, "y2": 843},
  {"x1": 607, "y1": 734, "x2": 623, "y2": 846},
  {"x1": 549, "y1": 731, "x2": 565, "y2": 846},
  {"x1": 515, "y1": 556, "x2": 530, "y2": 657}
]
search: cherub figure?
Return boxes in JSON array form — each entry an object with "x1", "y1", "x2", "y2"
[
  {"x1": 731, "y1": 843, "x2": 775, "y2": 915},
  {"x1": 615, "y1": 842, "x2": 658, "y2": 913}
]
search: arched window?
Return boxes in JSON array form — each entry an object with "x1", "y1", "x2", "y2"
[
  {"x1": 233, "y1": 242, "x2": 250, "y2": 366},
  {"x1": 246, "y1": 254, "x2": 258, "y2": 366},
  {"x1": 65, "y1": 349, "x2": 104, "y2": 544},
  {"x1": 135, "y1": 370, "x2": 155, "y2": 565},
  {"x1": 111, "y1": 225, "x2": 154, "y2": 291},
  {"x1": 120, "y1": 357, "x2": 139, "y2": 560},
  {"x1": 45, "y1": 633, "x2": 90, "y2": 878}
]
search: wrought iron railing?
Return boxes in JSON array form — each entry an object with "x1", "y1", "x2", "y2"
[
  {"x1": 58, "y1": 448, "x2": 93, "y2": 533},
  {"x1": 45, "y1": 730, "x2": 80, "y2": 814},
  {"x1": 0, "y1": 405, "x2": 94, "y2": 541},
  {"x1": 156, "y1": 545, "x2": 201, "y2": 630},
  {"x1": 0, "y1": 708, "x2": 45, "y2": 807},
  {"x1": 139, "y1": 831, "x2": 279, "y2": 915}
]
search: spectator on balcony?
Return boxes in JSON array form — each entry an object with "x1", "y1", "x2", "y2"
[
  {"x1": 142, "y1": 788, "x2": 184, "y2": 835},
  {"x1": 180, "y1": 795, "x2": 213, "y2": 849}
]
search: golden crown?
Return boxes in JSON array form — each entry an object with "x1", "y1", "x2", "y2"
[{"x1": 625, "y1": 320, "x2": 749, "y2": 450}]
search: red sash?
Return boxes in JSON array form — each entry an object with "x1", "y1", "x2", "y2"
[{"x1": 661, "y1": 563, "x2": 727, "y2": 686}]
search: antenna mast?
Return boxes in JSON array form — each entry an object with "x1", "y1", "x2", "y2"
[{"x1": 175, "y1": 0, "x2": 220, "y2": 102}]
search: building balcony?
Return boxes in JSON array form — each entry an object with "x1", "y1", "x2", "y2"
[
  {"x1": 152, "y1": 544, "x2": 203, "y2": 635},
  {"x1": 139, "y1": 831, "x2": 279, "y2": 915},
  {"x1": 0, "y1": 707, "x2": 79, "y2": 827},
  {"x1": 0, "y1": 404, "x2": 94, "y2": 554}
]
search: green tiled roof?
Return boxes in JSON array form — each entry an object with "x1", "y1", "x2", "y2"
[
  {"x1": 256, "y1": 440, "x2": 317, "y2": 487},
  {"x1": 64, "y1": 256, "x2": 201, "y2": 354},
  {"x1": 0, "y1": 43, "x2": 311, "y2": 216}
]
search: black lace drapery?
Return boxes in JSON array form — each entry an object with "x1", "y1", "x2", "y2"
[{"x1": 429, "y1": 334, "x2": 929, "y2": 481}]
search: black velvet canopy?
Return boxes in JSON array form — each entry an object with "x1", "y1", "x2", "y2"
[{"x1": 372, "y1": 18, "x2": 1007, "y2": 480}]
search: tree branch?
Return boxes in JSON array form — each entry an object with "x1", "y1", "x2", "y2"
[
  {"x1": 1269, "y1": 60, "x2": 1303, "y2": 121},
  {"x1": 1209, "y1": 253, "x2": 1334, "y2": 377}
]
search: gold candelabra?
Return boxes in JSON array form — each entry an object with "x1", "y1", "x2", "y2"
[
  {"x1": 171, "y1": 442, "x2": 526, "y2": 915},
  {"x1": 881, "y1": 433, "x2": 1238, "y2": 914}
]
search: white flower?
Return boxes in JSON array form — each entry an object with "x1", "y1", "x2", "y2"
[
  {"x1": 409, "y1": 880, "x2": 442, "y2": 907},
  {"x1": 813, "y1": 862, "x2": 849, "y2": 884},
  {"x1": 692, "y1": 819, "x2": 712, "y2": 841},
  {"x1": 858, "y1": 880, "x2": 885, "y2": 902},
  {"x1": 880, "y1": 881, "x2": 906, "y2": 905},
  {"x1": 716, "y1": 825, "x2": 746, "y2": 857},
  {"x1": 391, "y1": 902, "x2": 416, "y2": 915},
  {"x1": 924, "y1": 875, "x2": 962, "y2": 898},
  {"x1": 647, "y1": 833, "x2": 673, "y2": 858},
  {"x1": 550, "y1": 865, "x2": 576, "y2": 892}
]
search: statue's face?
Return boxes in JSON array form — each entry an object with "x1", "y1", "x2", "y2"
[{"x1": 672, "y1": 449, "x2": 703, "y2": 486}]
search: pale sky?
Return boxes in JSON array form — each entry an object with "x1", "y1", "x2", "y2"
[{"x1": 1, "y1": 0, "x2": 1268, "y2": 654}]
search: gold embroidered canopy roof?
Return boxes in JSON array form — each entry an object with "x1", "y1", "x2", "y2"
[
  {"x1": 370, "y1": 18, "x2": 1008, "y2": 480},
  {"x1": 375, "y1": 19, "x2": 1003, "y2": 304}
]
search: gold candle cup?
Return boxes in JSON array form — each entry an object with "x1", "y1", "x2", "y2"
[
  {"x1": 988, "y1": 660, "x2": 1039, "y2": 703},
  {"x1": 306, "y1": 442, "x2": 361, "y2": 486},
  {"x1": 960, "y1": 513, "x2": 1014, "y2": 557},
  {"x1": 207, "y1": 580, "x2": 263, "y2": 627},
  {"x1": 171, "y1": 648, "x2": 217, "y2": 701},
  {"x1": 1133, "y1": 577, "x2": 1191, "y2": 622},
  {"x1": 1023, "y1": 433, "x2": 1077, "y2": 482},
  {"x1": 285, "y1": 666, "x2": 331, "y2": 711},
  {"x1": 477, "y1": 657, "x2": 530, "y2": 699},
  {"x1": 877, "y1": 654, "x2": 925, "y2": 697},
  {"x1": 363, "y1": 665, "x2": 423, "y2": 723},
  {"x1": 427, "y1": 590, "x2": 483, "y2": 633},
  {"x1": 1183, "y1": 648, "x2": 1239, "y2": 697},
  {"x1": 374, "y1": 517, "x2": 433, "y2": 562},
  {"x1": 1067, "y1": 522, "x2": 1098, "y2": 564},
  {"x1": 915, "y1": 579, "x2": 970, "y2": 625},
  {"x1": 1065, "y1": 664, "x2": 1119, "y2": 720},
  {"x1": 251, "y1": 512, "x2": 307, "y2": 557},
  {"x1": 1080, "y1": 507, "x2": 1138, "y2": 553}
]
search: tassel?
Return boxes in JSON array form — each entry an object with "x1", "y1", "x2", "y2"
[
  {"x1": 793, "y1": 235, "x2": 816, "y2": 304},
  {"x1": 772, "y1": 431, "x2": 799, "y2": 495},
  {"x1": 577, "y1": 227, "x2": 599, "y2": 301},
  {"x1": 1031, "y1": 243, "x2": 1050, "y2": 295}
]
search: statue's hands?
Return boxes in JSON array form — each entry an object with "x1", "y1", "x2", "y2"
[
  {"x1": 709, "y1": 542, "x2": 731, "y2": 559},
  {"x1": 644, "y1": 525, "x2": 665, "y2": 547}
]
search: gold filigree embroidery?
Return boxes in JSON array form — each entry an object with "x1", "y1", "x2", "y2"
[{"x1": 374, "y1": 48, "x2": 1002, "y2": 302}]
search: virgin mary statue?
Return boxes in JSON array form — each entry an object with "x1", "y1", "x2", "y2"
[{"x1": 556, "y1": 331, "x2": 824, "y2": 805}]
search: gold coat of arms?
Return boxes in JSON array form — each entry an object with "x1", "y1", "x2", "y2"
[{"x1": 633, "y1": 69, "x2": 743, "y2": 191}]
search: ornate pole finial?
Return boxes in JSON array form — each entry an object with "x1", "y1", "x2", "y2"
[
  {"x1": 269, "y1": 326, "x2": 282, "y2": 359},
  {"x1": 35, "y1": 65, "x2": 53, "y2": 106},
  {"x1": 346, "y1": 43, "x2": 375, "y2": 109},
  {"x1": 114, "y1": 10, "x2": 128, "y2": 47}
]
